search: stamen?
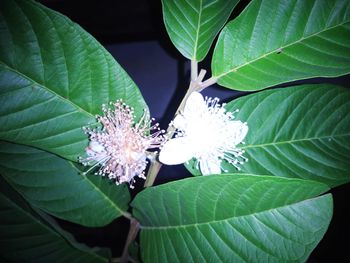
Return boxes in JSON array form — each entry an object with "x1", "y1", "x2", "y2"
[{"x1": 79, "y1": 100, "x2": 166, "y2": 188}]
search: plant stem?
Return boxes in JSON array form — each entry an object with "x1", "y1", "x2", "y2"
[
  {"x1": 176, "y1": 69, "x2": 207, "y2": 115},
  {"x1": 120, "y1": 218, "x2": 140, "y2": 263},
  {"x1": 191, "y1": 60, "x2": 198, "y2": 81},
  {"x1": 198, "y1": 76, "x2": 218, "y2": 91},
  {"x1": 143, "y1": 69, "x2": 209, "y2": 188},
  {"x1": 121, "y1": 211, "x2": 134, "y2": 221},
  {"x1": 144, "y1": 159, "x2": 162, "y2": 187}
]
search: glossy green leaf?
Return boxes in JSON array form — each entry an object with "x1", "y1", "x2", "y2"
[
  {"x1": 0, "y1": 178, "x2": 108, "y2": 263},
  {"x1": 162, "y1": 0, "x2": 239, "y2": 61},
  {"x1": 132, "y1": 174, "x2": 332, "y2": 263},
  {"x1": 0, "y1": 0, "x2": 147, "y2": 161},
  {"x1": 0, "y1": 141, "x2": 130, "y2": 227},
  {"x1": 187, "y1": 84, "x2": 350, "y2": 188},
  {"x1": 212, "y1": 0, "x2": 350, "y2": 91},
  {"x1": 230, "y1": 84, "x2": 350, "y2": 187}
]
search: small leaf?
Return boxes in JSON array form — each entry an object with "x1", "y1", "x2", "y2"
[
  {"x1": 187, "y1": 84, "x2": 350, "y2": 188},
  {"x1": 132, "y1": 174, "x2": 333, "y2": 263},
  {"x1": 162, "y1": 0, "x2": 240, "y2": 61},
  {"x1": 0, "y1": 178, "x2": 108, "y2": 263},
  {"x1": 0, "y1": 0, "x2": 147, "y2": 161},
  {"x1": 0, "y1": 141, "x2": 130, "y2": 227},
  {"x1": 212, "y1": 0, "x2": 350, "y2": 91}
]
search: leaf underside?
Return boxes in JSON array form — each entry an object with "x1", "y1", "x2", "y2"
[
  {"x1": 132, "y1": 175, "x2": 332, "y2": 263},
  {"x1": 212, "y1": 0, "x2": 350, "y2": 91},
  {"x1": 0, "y1": 141, "x2": 130, "y2": 227}
]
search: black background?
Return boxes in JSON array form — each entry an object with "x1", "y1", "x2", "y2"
[{"x1": 40, "y1": 1, "x2": 350, "y2": 262}]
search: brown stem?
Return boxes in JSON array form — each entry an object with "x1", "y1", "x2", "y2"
[
  {"x1": 143, "y1": 69, "x2": 210, "y2": 188},
  {"x1": 144, "y1": 159, "x2": 162, "y2": 187},
  {"x1": 120, "y1": 218, "x2": 140, "y2": 263}
]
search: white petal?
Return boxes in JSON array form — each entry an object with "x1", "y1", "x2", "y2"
[
  {"x1": 199, "y1": 159, "x2": 222, "y2": 175},
  {"x1": 172, "y1": 114, "x2": 187, "y2": 130},
  {"x1": 229, "y1": 121, "x2": 249, "y2": 145},
  {"x1": 184, "y1": 91, "x2": 206, "y2": 117},
  {"x1": 159, "y1": 137, "x2": 195, "y2": 165}
]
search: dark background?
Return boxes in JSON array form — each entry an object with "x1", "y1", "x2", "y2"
[{"x1": 40, "y1": 0, "x2": 350, "y2": 262}]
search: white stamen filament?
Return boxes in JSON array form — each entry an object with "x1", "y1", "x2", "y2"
[{"x1": 79, "y1": 100, "x2": 166, "y2": 188}]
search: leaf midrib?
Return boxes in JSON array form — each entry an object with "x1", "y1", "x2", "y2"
[
  {"x1": 139, "y1": 195, "x2": 324, "y2": 230},
  {"x1": 0, "y1": 61, "x2": 95, "y2": 120},
  {"x1": 0, "y1": 59, "x2": 129, "y2": 216},
  {"x1": 0, "y1": 157, "x2": 127, "y2": 217},
  {"x1": 68, "y1": 161, "x2": 128, "y2": 217},
  {"x1": 214, "y1": 20, "x2": 350, "y2": 79},
  {"x1": 192, "y1": 0, "x2": 203, "y2": 61},
  {"x1": 241, "y1": 133, "x2": 349, "y2": 149}
]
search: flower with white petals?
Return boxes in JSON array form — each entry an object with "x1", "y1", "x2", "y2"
[
  {"x1": 159, "y1": 91, "x2": 248, "y2": 175},
  {"x1": 79, "y1": 100, "x2": 165, "y2": 188}
]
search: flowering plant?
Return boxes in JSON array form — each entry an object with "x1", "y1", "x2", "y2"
[{"x1": 0, "y1": 0, "x2": 349, "y2": 262}]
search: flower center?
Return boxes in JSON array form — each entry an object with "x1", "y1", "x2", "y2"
[{"x1": 79, "y1": 100, "x2": 165, "y2": 188}]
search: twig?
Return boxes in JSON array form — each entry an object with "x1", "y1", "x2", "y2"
[
  {"x1": 120, "y1": 218, "x2": 140, "y2": 263},
  {"x1": 191, "y1": 60, "x2": 198, "y2": 81},
  {"x1": 144, "y1": 159, "x2": 162, "y2": 187},
  {"x1": 175, "y1": 69, "x2": 207, "y2": 116},
  {"x1": 198, "y1": 76, "x2": 218, "y2": 91},
  {"x1": 143, "y1": 69, "x2": 208, "y2": 188},
  {"x1": 142, "y1": 69, "x2": 219, "y2": 188},
  {"x1": 121, "y1": 211, "x2": 134, "y2": 221}
]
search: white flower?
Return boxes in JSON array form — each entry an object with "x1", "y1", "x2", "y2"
[
  {"x1": 79, "y1": 100, "x2": 165, "y2": 188},
  {"x1": 159, "y1": 91, "x2": 248, "y2": 175}
]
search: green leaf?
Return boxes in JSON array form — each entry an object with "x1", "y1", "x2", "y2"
[
  {"x1": 0, "y1": 141, "x2": 130, "y2": 227},
  {"x1": 188, "y1": 84, "x2": 350, "y2": 188},
  {"x1": 212, "y1": 0, "x2": 350, "y2": 91},
  {"x1": 0, "y1": 0, "x2": 147, "y2": 161},
  {"x1": 162, "y1": 0, "x2": 239, "y2": 61},
  {"x1": 230, "y1": 84, "x2": 350, "y2": 187},
  {"x1": 132, "y1": 174, "x2": 333, "y2": 263},
  {"x1": 0, "y1": 178, "x2": 108, "y2": 263}
]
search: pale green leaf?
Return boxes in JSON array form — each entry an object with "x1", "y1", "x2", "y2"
[
  {"x1": 132, "y1": 175, "x2": 332, "y2": 263},
  {"x1": 0, "y1": 141, "x2": 130, "y2": 227},
  {"x1": 212, "y1": 0, "x2": 350, "y2": 91},
  {"x1": 162, "y1": 0, "x2": 239, "y2": 61},
  {"x1": 0, "y1": 178, "x2": 108, "y2": 263},
  {"x1": 0, "y1": 0, "x2": 147, "y2": 161},
  {"x1": 187, "y1": 84, "x2": 350, "y2": 188}
]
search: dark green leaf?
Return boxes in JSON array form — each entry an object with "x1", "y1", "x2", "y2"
[
  {"x1": 212, "y1": 0, "x2": 350, "y2": 91},
  {"x1": 230, "y1": 84, "x2": 350, "y2": 187},
  {"x1": 0, "y1": 141, "x2": 130, "y2": 227},
  {"x1": 132, "y1": 174, "x2": 332, "y2": 263},
  {"x1": 162, "y1": 0, "x2": 239, "y2": 61},
  {"x1": 0, "y1": 0, "x2": 147, "y2": 161},
  {"x1": 0, "y1": 178, "x2": 108, "y2": 263}
]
